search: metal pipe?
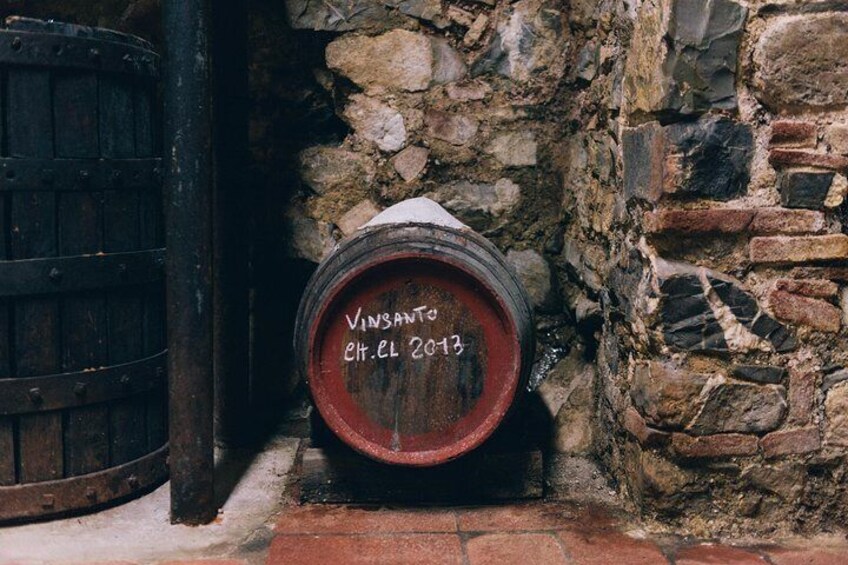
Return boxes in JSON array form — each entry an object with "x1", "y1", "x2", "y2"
[{"x1": 163, "y1": 0, "x2": 216, "y2": 525}]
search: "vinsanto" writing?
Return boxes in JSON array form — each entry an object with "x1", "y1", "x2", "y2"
[{"x1": 345, "y1": 305, "x2": 438, "y2": 332}]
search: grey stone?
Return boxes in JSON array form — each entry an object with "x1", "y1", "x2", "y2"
[
  {"x1": 285, "y1": 0, "x2": 404, "y2": 32},
  {"x1": 506, "y1": 249, "x2": 557, "y2": 312},
  {"x1": 742, "y1": 463, "x2": 806, "y2": 502},
  {"x1": 732, "y1": 365, "x2": 786, "y2": 385},
  {"x1": 624, "y1": 0, "x2": 746, "y2": 117},
  {"x1": 823, "y1": 369, "x2": 848, "y2": 392},
  {"x1": 825, "y1": 382, "x2": 848, "y2": 447},
  {"x1": 343, "y1": 94, "x2": 407, "y2": 152},
  {"x1": 391, "y1": 146, "x2": 429, "y2": 182},
  {"x1": 385, "y1": 0, "x2": 443, "y2": 23},
  {"x1": 425, "y1": 110, "x2": 479, "y2": 145},
  {"x1": 622, "y1": 116, "x2": 753, "y2": 202},
  {"x1": 431, "y1": 37, "x2": 467, "y2": 85},
  {"x1": 575, "y1": 41, "x2": 599, "y2": 82},
  {"x1": 284, "y1": 212, "x2": 336, "y2": 263},
  {"x1": 298, "y1": 146, "x2": 375, "y2": 194},
  {"x1": 485, "y1": 131, "x2": 538, "y2": 167},
  {"x1": 631, "y1": 361, "x2": 709, "y2": 430},
  {"x1": 472, "y1": 0, "x2": 568, "y2": 81},
  {"x1": 326, "y1": 30, "x2": 433, "y2": 92},
  {"x1": 687, "y1": 379, "x2": 787, "y2": 435},
  {"x1": 424, "y1": 178, "x2": 520, "y2": 230},
  {"x1": 779, "y1": 171, "x2": 835, "y2": 210},
  {"x1": 754, "y1": 14, "x2": 848, "y2": 111},
  {"x1": 446, "y1": 80, "x2": 492, "y2": 101}
]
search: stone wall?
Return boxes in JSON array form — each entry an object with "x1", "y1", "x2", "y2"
[{"x1": 13, "y1": 0, "x2": 848, "y2": 536}]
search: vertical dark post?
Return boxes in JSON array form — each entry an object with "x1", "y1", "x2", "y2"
[
  {"x1": 211, "y1": 0, "x2": 251, "y2": 446},
  {"x1": 163, "y1": 0, "x2": 216, "y2": 524}
]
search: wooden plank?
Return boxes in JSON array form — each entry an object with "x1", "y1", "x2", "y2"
[
  {"x1": 7, "y1": 69, "x2": 52, "y2": 159},
  {"x1": 18, "y1": 412, "x2": 63, "y2": 482},
  {"x1": 53, "y1": 72, "x2": 99, "y2": 158},
  {"x1": 134, "y1": 86, "x2": 154, "y2": 158},
  {"x1": 100, "y1": 76, "x2": 136, "y2": 158},
  {"x1": 146, "y1": 386, "x2": 167, "y2": 450},
  {"x1": 14, "y1": 298, "x2": 59, "y2": 377},
  {"x1": 299, "y1": 446, "x2": 544, "y2": 504},
  {"x1": 143, "y1": 283, "x2": 165, "y2": 357},
  {"x1": 111, "y1": 396, "x2": 148, "y2": 465},
  {"x1": 64, "y1": 405, "x2": 109, "y2": 476},
  {"x1": 0, "y1": 417, "x2": 15, "y2": 485},
  {"x1": 0, "y1": 300, "x2": 9, "y2": 377},
  {"x1": 58, "y1": 192, "x2": 102, "y2": 255}
]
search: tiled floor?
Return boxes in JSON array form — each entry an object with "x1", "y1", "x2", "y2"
[{"x1": 262, "y1": 503, "x2": 848, "y2": 565}]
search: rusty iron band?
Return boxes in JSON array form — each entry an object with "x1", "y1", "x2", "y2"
[
  {"x1": 0, "y1": 444, "x2": 168, "y2": 523},
  {"x1": 0, "y1": 249, "x2": 165, "y2": 296},
  {"x1": 0, "y1": 158, "x2": 162, "y2": 192},
  {"x1": 0, "y1": 352, "x2": 166, "y2": 415},
  {"x1": 0, "y1": 29, "x2": 159, "y2": 76}
]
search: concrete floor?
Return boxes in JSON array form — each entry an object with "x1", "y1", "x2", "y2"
[
  {"x1": 0, "y1": 436, "x2": 300, "y2": 565},
  {"x1": 1, "y1": 435, "x2": 847, "y2": 565}
]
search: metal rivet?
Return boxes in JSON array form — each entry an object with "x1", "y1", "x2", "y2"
[
  {"x1": 11, "y1": 37, "x2": 21, "y2": 51},
  {"x1": 73, "y1": 382, "x2": 87, "y2": 397},
  {"x1": 127, "y1": 475, "x2": 139, "y2": 489},
  {"x1": 85, "y1": 488, "x2": 97, "y2": 501},
  {"x1": 41, "y1": 494, "x2": 55, "y2": 509},
  {"x1": 88, "y1": 47, "x2": 100, "y2": 61},
  {"x1": 118, "y1": 263, "x2": 128, "y2": 279},
  {"x1": 48, "y1": 268, "x2": 62, "y2": 283},
  {"x1": 120, "y1": 374, "x2": 131, "y2": 388},
  {"x1": 111, "y1": 169, "x2": 123, "y2": 186},
  {"x1": 122, "y1": 53, "x2": 134, "y2": 64},
  {"x1": 52, "y1": 44, "x2": 63, "y2": 56},
  {"x1": 78, "y1": 169, "x2": 90, "y2": 181},
  {"x1": 28, "y1": 388, "x2": 43, "y2": 404}
]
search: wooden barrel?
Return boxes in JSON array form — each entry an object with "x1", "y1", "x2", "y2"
[
  {"x1": 0, "y1": 17, "x2": 166, "y2": 523},
  {"x1": 295, "y1": 204, "x2": 534, "y2": 467}
]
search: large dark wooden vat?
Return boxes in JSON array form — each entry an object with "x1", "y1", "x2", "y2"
[
  {"x1": 0, "y1": 17, "x2": 167, "y2": 522},
  {"x1": 295, "y1": 204, "x2": 534, "y2": 467}
]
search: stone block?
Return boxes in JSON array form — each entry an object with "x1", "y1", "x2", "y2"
[
  {"x1": 327, "y1": 30, "x2": 434, "y2": 92},
  {"x1": 485, "y1": 131, "x2": 537, "y2": 167},
  {"x1": 778, "y1": 171, "x2": 834, "y2": 209},
  {"x1": 623, "y1": 407, "x2": 671, "y2": 447},
  {"x1": 425, "y1": 110, "x2": 479, "y2": 146},
  {"x1": 769, "y1": 150, "x2": 848, "y2": 172},
  {"x1": 770, "y1": 120, "x2": 818, "y2": 149},
  {"x1": 761, "y1": 427, "x2": 821, "y2": 458},
  {"x1": 336, "y1": 200, "x2": 382, "y2": 236},
  {"x1": 825, "y1": 124, "x2": 848, "y2": 155},
  {"x1": 754, "y1": 14, "x2": 848, "y2": 111},
  {"x1": 750, "y1": 235, "x2": 848, "y2": 264},
  {"x1": 624, "y1": 0, "x2": 746, "y2": 117},
  {"x1": 623, "y1": 116, "x2": 753, "y2": 203},
  {"x1": 391, "y1": 146, "x2": 429, "y2": 183},
  {"x1": 787, "y1": 369, "x2": 817, "y2": 426},
  {"x1": 424, "y1": 178, "x2": 520, "y2": 231},
  {"x1": 774, "y1": 279, "x2": 838, "y2": 299},
  {"x1": 671, "y1": 433, "x2": 758, "y2": 458},
  {"x1": 645, "y1": 207, "x2": 824, "y2": 235},
  {"x1": 824, "y1": 382, "x2": 848, "y2": 448},
  {"x1": 343, "y1": 95, "x2": 407, "y2": 152},
  {"x1": 769, "y1": 290, "x2": 842, "y2": 333},
  {"x1": 630, "y1": 361, "x2": 708, "y2": 430},
  {"x1": 298, "y1": 146, "x2": 375, "y2": 194},
  {"x1": 687, "y1": 378, "x2": 787, "y2": 435},
  {"x1": 731, "y1": 365, "x2": 786, "y2": 385},
  {"x1": 749, "y1": 208, "x2": 825, "y2": 235},
  {"x1": 285, "y1": 0, "x2": 406, "y2": 31},
  {"x1": 506, "y1": 249, "x2": 558, "y2": 313}
]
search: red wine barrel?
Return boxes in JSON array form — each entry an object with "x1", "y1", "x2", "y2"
[{"x1": 295, "y1": 206, "x2": 534, "y2": 467}]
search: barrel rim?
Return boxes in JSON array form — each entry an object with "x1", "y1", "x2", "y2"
[{"x1": 306, "y1": 249, "x2": 526, "y2": 467}]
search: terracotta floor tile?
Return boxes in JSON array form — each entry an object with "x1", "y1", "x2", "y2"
[
  {"x1": 275, "y1": 505, "x2": 457, "y2": 534},
  {"x1": 465, "y1": 533, "x2": 568, "y2": 565},
  {"x1": 769, "y1": 548, "x2": 848, "y2": 565},
  {"x1": 158, "y1": 561, "x2": 245, "y2": 565},
  {"x1": 675, "y1": 544, "x2": 768, "y2": 564},
  {"x1": 457, "y1": 503, "x2": 577, "y2": 532},
  {"x1": 558, "y1": 530, "x2": 670, "y2": 564},
  {"x1": 267, "y1": 534, "x2": 463, "y2": 565}
]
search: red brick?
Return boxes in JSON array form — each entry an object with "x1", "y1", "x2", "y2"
[
  {"x1": 623, "y1": 407, "x2": 671, "y2": 447},
  {"x1": 770, "y1": 121, "x2": 818, "y2": 149},
  {"x1": 775, "y1": 279, "x2": 839, "y2": 298},
  {"x1": 675, "y1": 543, "x2": 767, "y2": 564},
  {"x1": 769, "y1": 149, "x2": 848, "y2": 171},
  {"x1": 769, "y1": 290, "x2": 841, "y2": 333},
  {"x1": 466, "y1": 533, "x2": 568, "y2": 565},
  {"x1": 275, "y1": 505, "x2": 457, "y2": 534},
  {"x1": 787, "y1": 369, "x2": 817, "y2": 425},
  {"x1": 671, "y1": 433, "x2": 759, "y2": 458},
  {"x1": 769, "y1": 548, "x2": 848, "y2": 565},
  {"x1": 457, "y1": 503, "x2": 574, "y2": 532},
  {"x1": 791, "y1": 266, "x2": 848, "y2": 282},
  {"x1": 749, "y1": 208, "x2": 826, "y2": 235},
  {"x1": 268, "y1": 534, "x2": 463, "y2": 565},
  {"x1": 761, "y1": 427, "x2": 821, "y2": 458},
  {"x1": 750, "y1": 235, "x2": 848, "y2": 264},
  {"x1": 557, "y1": 530, "x2": 669, "y2": 564},
  {"x1": 644, "y1": 209, "x2": 753, "y2": 234}
]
